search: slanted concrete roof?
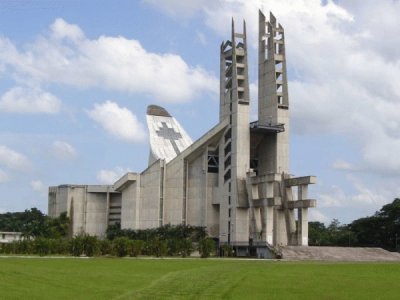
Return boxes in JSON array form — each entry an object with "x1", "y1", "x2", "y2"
[{"x1": 146, "y1": 105, "x2": 193, "y2": 163}]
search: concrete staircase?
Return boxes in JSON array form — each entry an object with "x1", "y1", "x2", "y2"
[{"x1": 281, "y1": 246, "x2": 400, "y2": 261}]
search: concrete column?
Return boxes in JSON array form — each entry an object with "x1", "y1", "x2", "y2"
[
  {"x1": 298, "y1": 184, "x2": 308, "y2": 200},
  {"x1": 261, "y1": 206, "x2": 273, "y2": 244},
  {"x1": 297, "y1": 208, "x2": 309, "y2": 246}
]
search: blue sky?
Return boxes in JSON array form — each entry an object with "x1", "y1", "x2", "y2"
[{"x1": 1, "y1": 0, "x2": 400, "y2": 225}]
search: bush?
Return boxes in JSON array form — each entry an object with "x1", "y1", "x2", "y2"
[
  {"x1": 99, "y1": 239, "x2": 112, "y2": 256},
  {"x1": 84, "y1": 235, "x2": 99, "y2": 257},
  {"x1": 128, "y1": 240, "x2": 145, "y2": 257},
  {"x1": 198, "y1": 238, "x2": 215, "y2": 258},
  {"x1": 222, "y1": 244, "x2": 234, "y2": 257},
  {"x1": 179, "y1": 238, "x2": 193, "y2": 257},
  {"x1": 34, "y1": 237, "x2": 50, "y2": 256},
  {"x1": 149, "y1": 236, "x2": 168, "y2": 257},
  {"x1": 113, "y1": 237, "x2": 130, "y2": 257},
  {"x1": 70, "y1": 235, "x2": 85, "y2": 256}
]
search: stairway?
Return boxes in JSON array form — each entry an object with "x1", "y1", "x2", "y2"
[{"x1": 281, "y1": 246, "x2": 400, "y2": 261}]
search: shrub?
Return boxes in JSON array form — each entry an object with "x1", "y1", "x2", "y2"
[
  {"x1": 34, "y1": 237, "x2": 50, "y2": 256},
  {"x1": 222, "y1": 244, "x2": 234, "y2": 257},
  {"x1": 99, "y1": 239, "x2": 112, "y2": 256},
  {"x1": 198, "y1": 238, "x2": 215, "y2": 258},
  {"x1": 179, "y1": 238, "x2": 193, "y2": 258},
  {"x1": 128, "y1": 240, "x2": 145, "y2": 257},
  {"x1": 70, "y1": 235, "x2": 85, "y2": 256},
  {"x1": 149, "y1": 236, "x2": 168, "y2": 257},
  {"x1": 84, "y1": 235, "x2": 99, "y2": 257},
  {"x1": 113, "y1": 237, "x2": 130, "y2": 257}
]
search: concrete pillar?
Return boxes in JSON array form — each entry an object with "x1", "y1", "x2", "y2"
[
  {"x1": 297, "y1": 208, "x2": 309, "y2": 246},
  {"x1": 261, "y1": 206, "x2": 273, "y2": 244}
]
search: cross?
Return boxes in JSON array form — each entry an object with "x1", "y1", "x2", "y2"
[{"x1": 156, "y1": 122, "x2": 182, "y2": 155}]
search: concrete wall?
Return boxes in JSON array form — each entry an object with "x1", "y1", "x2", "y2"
[
  {"x1": 85, "y1": 192, "x2": 108, "y2": 237},
  {"x1": 186, "y1": 151, "x2": 206, "y2": 227},
  {"x1": 139, "y1": 160, "x2": 163, "y2": 229},
  {"x1": 164, "y1": 158, "x2": 184, "y2": 225},
  {"x1": 48, "y1": 185, "x2": 119, "y2": 237},
  {"x1": 206, "y1": 173, "x2": 219, "y2": 237},
  {"x1": 121, "y1": 180, "x2": 139, "y2": 229}
]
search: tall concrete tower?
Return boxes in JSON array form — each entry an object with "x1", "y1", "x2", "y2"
[
  {"x1": 258, "y1": 10, "x2": 289, "y2": 175},
  {"x1": 219, "y1": 19, "x2": 251, "y2": 249}
]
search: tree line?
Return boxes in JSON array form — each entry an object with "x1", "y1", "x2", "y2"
[
  {"x1": 309, "y1": 198, "x2": 400, "y2": 251},
  {"x1": 1, "y1": 198, "x2": 399, "y2": 256}
]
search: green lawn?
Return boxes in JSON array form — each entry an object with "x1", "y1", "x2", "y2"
[{"x1": 1, "y1": 257, "x2": 399, "y2": 299}]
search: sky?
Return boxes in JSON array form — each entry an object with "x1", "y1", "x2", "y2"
[{"x1": 1, "y1": 0, "x2": 400, "y2": 225}]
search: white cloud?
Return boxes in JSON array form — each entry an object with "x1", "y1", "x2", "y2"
[
  {"x1": 0, "y1": 19, "x2": 217, "y2": 103},
  {"x1": 0, "y1": 145, "x2": 31, "y2": 171},
  {"x1": 145, "y1": 0, "x2": 400, "y2": 178},
  {"x1": 96, "y1": 167, "x2": 130, "y2": 184},
  {"x1": 87, "y1": 101, "x2": 146, "y2": 143},
  {"x1": 50, "y1": 18, "x2": 84, "y2": 41},
  {"x1": 318, "y1": 176, "x2": 387, "y2": 209},
  {"x1": 30, "y1": 179, "x2": 47, "y2": 195},
  {"x1": 143, "y1": 0, "x2": 217, "y2": 18},
  {"x1": 332, "y1": 159, "x2": 357, "y2": 171},
  {"x1": 196, "y1": 31, "x2": 207, "y2": 46},
  {"x1": 0, "y1": 86, "x2": 61, "y2": 114},
  {"x1": 309, "y1": 209, "x2": 330, "y2": 224},
  {"x1": 51, "y1": 141, "x2": 77, "y2": 160},
  {"x1": 0, "y1": 169, "x2": 8, "y2": 183}
]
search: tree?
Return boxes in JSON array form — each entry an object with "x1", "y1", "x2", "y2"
[{"x1": 0, "y1": 208, "x2": 70, "y2": 239}]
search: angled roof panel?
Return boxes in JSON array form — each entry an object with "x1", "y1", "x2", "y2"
[{"x1": 146, "y1": 105, "x2": 193, "y2": 163}]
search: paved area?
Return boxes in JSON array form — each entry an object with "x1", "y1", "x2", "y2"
[{"x1": 281, "y1": 246, "x2": 400, "y2": 261}]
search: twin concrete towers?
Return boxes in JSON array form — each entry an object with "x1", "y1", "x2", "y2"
[
  {"x1": 49, "y1": 11, "x2": 316, "y2": 256},
  {"x1": 218, "y1": 10, "x2": 316, "y2": 250}
]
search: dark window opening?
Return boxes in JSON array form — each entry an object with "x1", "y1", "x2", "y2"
[
  {"x1": 224, "y1": 169, "x2": 231, "y2": 182},
  {"x1": 224, "y1": 142, "x2": 231, "y2": 156},
  {"x1": 224, "y1": 155, "x2": 231, "y2": 170},
  {"x1": 207, "y1": 151, "x2": 219, "y2": 173},
  {"x1": 224, "y1": 128, "x2": 232, "y2": 141}
]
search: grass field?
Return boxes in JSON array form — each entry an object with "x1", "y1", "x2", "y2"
[{"x1": 1, "y1": 257, "x2": 400, "y2": 299}]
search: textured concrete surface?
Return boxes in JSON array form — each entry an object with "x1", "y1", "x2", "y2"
[{"x1": 281, "y1": 246, "x2": 400, "y2": 261}]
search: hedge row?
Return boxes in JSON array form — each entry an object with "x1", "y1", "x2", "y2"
[{"x1": 0, "y1": 234, "x2": 216, "y2": 258}]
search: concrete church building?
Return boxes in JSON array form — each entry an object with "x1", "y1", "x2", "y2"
[{"x1": 49, "y1": 11, "x2": 317, "y2": 256}]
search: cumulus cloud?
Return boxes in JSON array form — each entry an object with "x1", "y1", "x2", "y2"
[
  {"x1": 309, "y1": 209, "x2": 330, "y2": 224},
  {"x1": 50, "y1": 18, "x2": 84, "y2": 41},
  {"x1": 96, "y1": 167, "x2": 130, "y2": 184},
  {"x1": 87, "y1": 101, "x2": 146, "y2": 143},
  {"x1": 318, "y1": 175, "x2": 387, "y2": 209},
  {"x1": 332, "y1": 159, "x2": 357, "y2": 171},
  {"x1": 0, "y1": 18, "x2": 217, "y2": 103},
  {"x1": 51, "y1": 141, "x2": 77, "y2": 160},
  {"x1": 145, "y1": 0, "x2": 400, "y2": 178},
  {"x1": 0, "y1": 86, "x2": 61, "y2": 114},
  {"x1": 143, "y1": 0, "x2": 217, "y2": 18},
  {"x1": 30, "y1": 179, "x2": 47, "y2": 195},
  {"x1": 0, "y1": 169, "x2": 8, "y2": 183},
  {"x1": 0, "y1": 145, "x2": 31, "y2": 171}
]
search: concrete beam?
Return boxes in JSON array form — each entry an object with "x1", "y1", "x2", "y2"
[
  {"x1": 87, "y1": 185, "x2": 118, "y2": 193},
  {"x1": 285, "y1": 199, "x2": 316, "y2": 209},
  {"x1": 113, "y1": 172, "x2": 138, "y2": 191},
  {"x1": 252, "y1": 197, "x2": 281, "y2": 208},
  {"x1": 284, "y1": 176, "x2": 316, "y2": 187}
]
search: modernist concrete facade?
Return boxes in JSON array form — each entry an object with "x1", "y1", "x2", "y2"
[{"x1": 49, "y1": 11, "x2": 317, "y2": 256}]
